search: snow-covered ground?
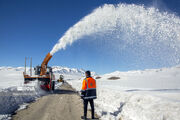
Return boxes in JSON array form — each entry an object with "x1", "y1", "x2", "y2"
[
  {"x1": 0, "y1": 66, "x2": 180, "y2": 120},
  {"x1": 66, "y1": 66, "x2": 180, "y2": 120}
]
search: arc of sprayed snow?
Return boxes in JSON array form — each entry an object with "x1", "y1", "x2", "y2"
[
  {"x1": 50, "y1": 4, "x2": 119, "y2": 55},
  {"x1": 50, "y1": 3, "x2": 180, "y2": 55}
]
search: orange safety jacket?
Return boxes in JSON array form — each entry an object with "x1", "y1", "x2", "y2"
[{"x1": 82, "y1": 77, "x2": 97, "y2": 99}]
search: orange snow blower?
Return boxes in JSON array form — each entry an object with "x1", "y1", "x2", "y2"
[{"x1": 23, "y1": 53, "x2": 55, "y2": 91}]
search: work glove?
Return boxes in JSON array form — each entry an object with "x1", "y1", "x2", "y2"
[{"x1": 80, "y1": 90, "x2": 86, "y2": 99}]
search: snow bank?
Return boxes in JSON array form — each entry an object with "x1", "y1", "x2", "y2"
[
  {"x1": 94, "y1": 89, "x2": 180, "y2": 120},
  {"x1": 0, "y1": 81, "x2": 47, "y2": 120}
]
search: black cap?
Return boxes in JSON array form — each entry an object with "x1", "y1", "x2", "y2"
[{"x1": 85, "y1": 70, "x2": 91, "y2": 77}]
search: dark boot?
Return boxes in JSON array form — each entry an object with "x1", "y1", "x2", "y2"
[
  {"x1": 81, "y1": 116, "x2": 87, "y2": 120},
  {"x1": 92, "y1": 117, "x2": 99, "y2": 120}
]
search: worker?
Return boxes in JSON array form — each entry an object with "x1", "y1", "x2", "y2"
[
  {"x1": 58, "y1": 75, "x2": 64, "y2": 83},
  {"x1": 81, "y1": 71, "x2": 97, "y2": 120}
]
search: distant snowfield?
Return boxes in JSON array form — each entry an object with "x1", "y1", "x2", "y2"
[
  {"x1": 0, "y1": 67, "x2": 24, "y2": 89},
  {"x1": 0, "y1": 66, "x2": 180, "y2": 120}
]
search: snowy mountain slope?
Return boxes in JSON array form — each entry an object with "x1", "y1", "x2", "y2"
[
  {"x1": 52, "y1": 66, "x2": 85, "y2": 75},
  {"x1": 52, "y1": 66, "x2": 96, "y2": 76}
]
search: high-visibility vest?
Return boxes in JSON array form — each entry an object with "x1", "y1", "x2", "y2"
[{"x1": 82, "y1": 77, "x2": 97, "y2": 99}]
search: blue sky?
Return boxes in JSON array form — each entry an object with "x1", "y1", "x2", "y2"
[{"x1": 0, "y1": 0, "x2": 180, "y2": 74}]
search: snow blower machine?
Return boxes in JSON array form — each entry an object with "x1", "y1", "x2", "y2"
[{"x1": 23, "y1": 53, "x2": 55, "y2": 91}]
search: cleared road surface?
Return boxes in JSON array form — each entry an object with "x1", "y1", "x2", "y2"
[{"x1": 12, "y1": 83, "x2": 98, "y2": 120}]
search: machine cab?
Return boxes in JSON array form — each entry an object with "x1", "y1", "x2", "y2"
[{"x1": 34, "y1": 66, "x2": 52, "y2": 75}]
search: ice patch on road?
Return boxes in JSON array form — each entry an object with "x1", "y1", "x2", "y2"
[{"x1": 18, "y1": 103, "x2": 29, "y2": 111}]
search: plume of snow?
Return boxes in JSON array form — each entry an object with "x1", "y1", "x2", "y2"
[{"x1": 50, "y1": 3, "x2": 180, "y2": 56}]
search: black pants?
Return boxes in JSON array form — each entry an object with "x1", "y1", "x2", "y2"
[{"x1": 83, "y1": 99, "x2": 94, "y2": 118}]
